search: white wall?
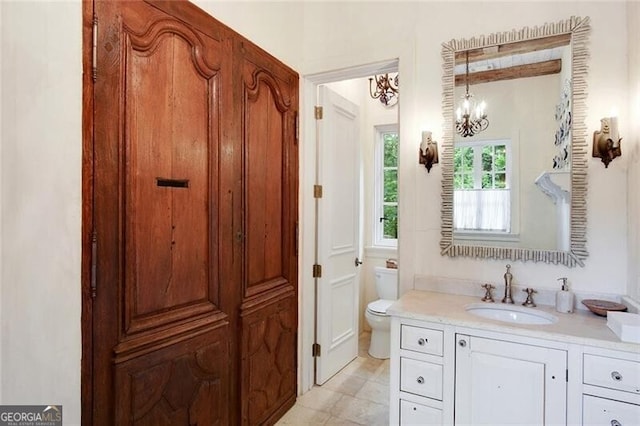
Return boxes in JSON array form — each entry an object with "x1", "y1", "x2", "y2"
[
  {"x1": 627, "y1": 0, "x2": 640, "y2": 301},
  {"x1": 0, "y1": 0, "x2": 634, "y2": 420},
  {"x1": 1, "y1": 1, "x2": 82, "y2": 423},
  {"x1": 194, "y1": 1, "x2": 304, "y2": 71},
  {"x1": 361, "y1": 84, "x2": 398, "y2": 331},
  {"x1": 301, "y1": 2, "x2": 630, "y2": 296}
]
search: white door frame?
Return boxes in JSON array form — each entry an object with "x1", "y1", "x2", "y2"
[{"x1": 298, "y1": 59, "x2": 399, "y2": 394}]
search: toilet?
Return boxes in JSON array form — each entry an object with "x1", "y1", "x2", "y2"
[{"x1": 365, "y1": 266, "x2": 398, "y2": 359}]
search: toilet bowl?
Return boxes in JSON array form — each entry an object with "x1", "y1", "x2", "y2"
[{"x1": 365, "y1": 266, "x2": 398, "y2": 359}]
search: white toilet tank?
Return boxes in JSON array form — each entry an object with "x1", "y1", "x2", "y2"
[{"x1": 374, "y1": 266, "x2": 398, "y2": 300}]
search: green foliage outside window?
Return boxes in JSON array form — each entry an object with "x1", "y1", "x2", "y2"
[
  {"x1": 382, "y1": 132, "x2": 398, "y2": 239},
  {"x1": 383, "y1": 205, "x2": 398, "y2": 239},
  {"x1": 455, "y1": 143, "x2": 507, "y2": 189},
  {"x1": 481, "y1": 145, "x2": 507, "y2": 189},
  {"x1": 454, "y1": 147, "x2": 474, "y2": 189}
]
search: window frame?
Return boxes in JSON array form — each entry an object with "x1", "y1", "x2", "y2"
[
  {"x1": 373, "y1": 124, "x2": 399, "y2": 248},
  {"x1": 454, "y1": 139, "x2": 511, "y2": 191},
  {"x1": 453, "y1": 138, "x2": 516, "y2": 238}
]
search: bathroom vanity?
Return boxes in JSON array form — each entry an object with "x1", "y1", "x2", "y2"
[{"x1": 388, "y1": 291, "x2": 640, "y2": 425}]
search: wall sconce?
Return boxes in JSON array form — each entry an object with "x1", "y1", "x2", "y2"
[
  {"x1": 419, "y1": 131, "x2": 439, "y2": 173},
  {"x1": 592, "y1": 117, "x2": 622, "y2": 168}
]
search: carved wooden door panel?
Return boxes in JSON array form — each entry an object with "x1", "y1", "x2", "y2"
[
  {"x1": 91, "y1": 1, "x2": 236, "y2": 424},
  {"x1": 237, "y1": 40, "x2": 299, "y2": 425}
]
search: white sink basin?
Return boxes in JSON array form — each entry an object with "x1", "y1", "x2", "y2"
[{"x1": 465, "y1": 303, "x2": 558, "y2": 325}]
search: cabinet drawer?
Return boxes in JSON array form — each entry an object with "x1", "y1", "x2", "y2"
[
  {"x1": 400, "y1": 399, "x2": 442, "y2": 425},
  {"x1": 584, "y1": 354, "x2": 640, "y2": 395},
  {"x1": 583, "y1": 394, "x2": 640, "y2": 426},
  {"x1": 400, "y1": 357, "x2": 442, "y2": 400},
  {"x1": 401, "y1": 325, "x2": 443, "y2": 356}
]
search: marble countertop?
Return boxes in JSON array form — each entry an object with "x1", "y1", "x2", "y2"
[{"x1": 388, "y1": 290, "x2": 640, "y2": 353}]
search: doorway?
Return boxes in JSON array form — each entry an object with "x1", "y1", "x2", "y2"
[{"x1": 299, "y1": 60, "x2": 400, "y2": 392}]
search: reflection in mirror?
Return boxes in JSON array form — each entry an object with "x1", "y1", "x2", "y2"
[{"x1": 440, "y1": 17, "x2": 590, "y2": 267}]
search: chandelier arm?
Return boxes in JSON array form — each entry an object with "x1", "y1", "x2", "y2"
[
  {"x1": 369, "y1": 77, "x2": 379, "y2": 99},
  {"x1": 368, "y1": 73, "x2": 399, "y2": 106}
]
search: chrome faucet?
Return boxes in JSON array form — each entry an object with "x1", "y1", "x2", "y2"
[
  {"x1": 501, "y1": 264, "x2": 514, "y2": 304},
  {"x1": 522, "y1": 288, "x2": 537, "y2": 307}
]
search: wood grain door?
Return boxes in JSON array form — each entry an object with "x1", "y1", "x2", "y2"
[
  {"x1": 236, "y1": 40, "x2": 299, "y2": 425},
  {"x1": 89, "y1": 1, "x2": 236, "y2": 424},
  {"x1": 86, "y1": 1, "x2": 299, "y2": 424}
]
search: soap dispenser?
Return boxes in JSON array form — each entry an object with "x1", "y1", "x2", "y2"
[{"x1": 555, "y1": 277, "x2": 574, "y2": 313}]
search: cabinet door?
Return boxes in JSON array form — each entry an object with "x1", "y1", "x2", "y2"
[{"x1": 455, "y1": 334, "x2": 567, "y2": 425}]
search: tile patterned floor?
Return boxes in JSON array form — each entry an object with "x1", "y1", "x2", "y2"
[{"x1": 276, "y1": 332, "x2": 390, "y2": 425}]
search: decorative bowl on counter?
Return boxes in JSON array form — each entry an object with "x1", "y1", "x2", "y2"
[{"x1": 581, "y1": 299, "x2": 627, "y2": 317}]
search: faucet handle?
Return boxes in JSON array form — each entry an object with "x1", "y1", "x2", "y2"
[
  {"x1": 481, "y1": 283, "x2": 495, "y2": 302},
  {"x1": 522, "y1": 288, "x2": 537, "y2": 307}
]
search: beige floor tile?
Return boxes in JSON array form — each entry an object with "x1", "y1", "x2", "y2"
[
  {"x1": 277, "y1": 332, "x2": 390, "y2": 424},
  {"x1": 296, "y1": 386, "x2": 343, "y2": 412},
  {"x1": 323, "y1": 371, "x2": 367, "y2": 396},
  {"x1": 330, "y1": 394, "x2": 389, "y2": 425},
  {"x1": 355, "y1": 380, "x2": 389, "y2": 405},
  {"x1": 371, "y1": 359, "x2": 390, "y2": 385},
  {"x1": 324, "y1": 416, "x2": 362, "y2": 425},
  {"x1": 275, "y1": 404, "x2": 331, "y2": 425},
  {"x1": 340, "y1": 356, "x2": 384, "y2": 380},
  {"x1": 358, "y1": 332, "x2": 371, "y2": 358}
]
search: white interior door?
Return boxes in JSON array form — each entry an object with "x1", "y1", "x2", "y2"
[{"x1": 315, "y1": 85, "x2": 361, "y2": 384}]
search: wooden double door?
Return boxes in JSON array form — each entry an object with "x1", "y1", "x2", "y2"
[{"x1": 83, "y1": 1, "x2": 299, "y2": 424}]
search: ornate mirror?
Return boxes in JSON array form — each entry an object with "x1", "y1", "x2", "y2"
[{"x1": 440, "y1": 17, "x2": 590, "y2": 267}]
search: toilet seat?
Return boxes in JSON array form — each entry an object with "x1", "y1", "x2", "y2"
[{"x1": 367, "y1": 299, "x2": 394, "y2": 315}]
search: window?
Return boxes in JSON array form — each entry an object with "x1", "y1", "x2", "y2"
[
  {"x1": 374, "y1": 125, "x2": 398, "y2": 247},
  {"x1": 454, "y1": 140, "x2": 511, "y2": 233}
]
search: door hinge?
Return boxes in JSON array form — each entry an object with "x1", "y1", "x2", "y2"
[
  {"x1": 295, "y1": 112, "x2": 299, "y2": 142},
  {"x1": 566, "y1": 369, "x2": 568, "y2": 382},
  {"x1": 92, "y1": 15, "x2": 98, "y2": 82},
  {"x1": 314, "y1": 106, "x2": 323, "y2": 120},
  {"x1": 313, "y1": 185, "x2": 323, "y2": 198},
  {"x1": 295, "y1": 221, "x2": 299, "y2": 256},
  {"x1": 312, "y1": 343, "x2": 321, "y2": 357},
  {"x1": 90, "y1": 230, "x2": 98, "y2": 298},
  {"x1": 312, "y1": 264, "x2": 322, "y2": 278}
]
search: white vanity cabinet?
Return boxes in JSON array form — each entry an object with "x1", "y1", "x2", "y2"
[
  {"x1": 581, "y1": 347, "x2": 640, "y2": 426},
  {"x1": 388, "y1": 291, "x2": 640, "y2": 425},
  {"x1": 454, "y1": 334, "x2": 567, "y2": 425},
  {"x1": 390, "y1": 317, "x2": 567, "y2": 425},
  {"x1": 390, "y1": 318, "x2": 455, "y2": 425}
]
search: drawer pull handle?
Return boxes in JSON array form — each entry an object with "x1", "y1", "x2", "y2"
[
  {"x1": 458, "y1": 339, "x2": 467, "y2": 348},
  {"x1": 611, "y1": 371, "x2": 623, "y2": 381},
  {"x1": 416, "y1": 376, "x2": 425, "y2": 384},
  {"x1": 418, "y1": 338, "x2": 428, "y2": 346},
  {"x1": 611, "y1": 420, "x2": 621, "y2": 426}
]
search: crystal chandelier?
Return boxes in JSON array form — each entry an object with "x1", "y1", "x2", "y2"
[
  {"x1": 369, "y1": 73, "x2": 399, "y2": 106},
  {"x1": 455, "y1": 52, "x2": 488, "y2": 137}
]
